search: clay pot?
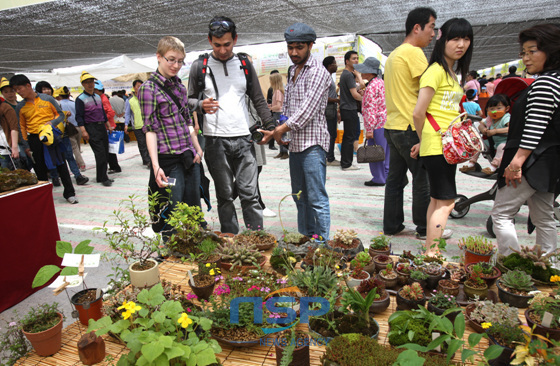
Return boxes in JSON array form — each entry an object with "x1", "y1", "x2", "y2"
[
  {"x1": 372, "y1": 255, "x2": 393, "y2": 273},
  {"x1": 437, "y1": 279, "x2": 460, "y2": 297},
  {"x1": 189, "y1": 275, "x2": 216, "y2": 301},
  {"x1": 396, "y1": 269, "x2": 411, "y2": 287},
  {"x1": 71, "y1": 289, "x2": 104, "y2": 326},
  {"x1": 377, "y1": 272, "x2": 398, "y2": 289},
  {"x1": 129, "y1": 258, "x2": 160, "y2": 289},
  {"x1": 370, "y1": 293, "x2": 391, "y2": 314},
  {"x1": 487, "y1": 333, "x2": 516, "y2": 366},
  {"x1": 525, "y1": 309, "x2": 560, "y2": 342},
  {"x1": 463, "y1": 281, "x2": 488, "y2": 300},
  {"x1": 496, "y1": 280, "x2": 536, "y2": 308},
  {"x1": 427, "y1": 302, "x2": 461, "y2": 323},
  {"x1": 464, "y1": 249, "x2": 494, "y2": 266},
  {"x1": 396, "y1": 288, "x2": 426, "y2": 311},
  {"x1": 22, "y1": 312, "x2": 63, "y2": 357},
  {"x1": 409, "y1": 277, "x2": 428, "y2": 290},
  {"x1": 368, "y1": 243, "x2": 391, "y2": 257},
  {"x1": 346, "y1": 271, "x2": 370, "y2": 288},
  {"x1": 465, "y1": 262, "x2": 501, "y2": 288},
  {"x1": 274, "y1": 334, "x2": 310, "y2": 366}
]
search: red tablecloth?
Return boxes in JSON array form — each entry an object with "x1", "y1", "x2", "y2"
[{"x1": 0, "y1": 182, "x2": 61, "y2": 313}]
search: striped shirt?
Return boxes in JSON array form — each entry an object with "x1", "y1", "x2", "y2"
[
  {"x1": 520, "y1": 71, "x2": 560, "y2": 150},
  {"x1": 138, "y1": 71, "x2": 194, "y2": 155},
  {"x1": 284, "y1": 56, "x2": 331, "y2": 153}
]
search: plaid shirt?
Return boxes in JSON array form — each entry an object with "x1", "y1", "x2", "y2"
[
  {"x1": 284, "y1": 56, "x2": 331, "y2": 153},
  {"x1": 138, "y1": 70, "x2": 194, "y2": 155}
]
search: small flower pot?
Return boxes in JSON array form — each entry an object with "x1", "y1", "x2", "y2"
[
  {"x1": 189, "y1": 275, "x2": 216, "y2": 301},
  {"x1": 396, "y1": 269, "x2": 411, "y2": 286},
  {"x1": 372, "y1": 255, "x2": 393, "y2": 273},
  {"x1": 368, "y1": 243, "x2": 391, "y2": 257},
  {"x1": 464, "y1": 249, "x2": 494, "y2": 266},
  {"x1": 71, "y1": 288, "x2": 104, "y2": 326},
  {"x1": 346, "y1": 271, "x2": 370, "y2": 288},
  {"x1": 129, "y1": 258, "x2": 160, "y2": 289},
  {"x1": 437, "y1": 279, "x2": 460, "y2": 297},
  {"x1": 377, "y1": 273, "x2": 398, "y2": 289},
  {"x1": 274, "y1": 334, "x2": 310, "y2": 366},
  {"x1": 370, "y1": 292, "x2": 391, "y2": 314},
  {"x1": 427, "y1": 302, "x2": 461, "y2": 323},
  {"x1": 525, "y1": 309, "x2": 560, "y2": 342},
  {"x1": 425, "y1": 271, "x2": 444, "y2": 291},
  {"x1": 487, "y1": 333, "x2": 516, "y2": 366},
  {"x1": 465, "y1": 303, "x2": 485, "y2": 333},
  {"x1": 22, "y1": 312, "x2": 63, "y2": 357},
  {"x1": 463, "y1": 281, "x2": 488, "y2": 300},
  {"x1": 409, "y1": 277, "x2": 428, "y2": 290},
  {"x1": 465, "y1": 263, "x2": 501, "y2": 288},
  {"x1": 496, "y1": 280, "x2": 536, "y2": 309},
  {"x1": 396, "y1": 288, "x2": 426, "y2": 311}
]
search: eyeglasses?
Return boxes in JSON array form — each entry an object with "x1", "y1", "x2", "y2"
[
  {"x1": 163, "y1": 56, "x2": 185, "y2": 66},
  {"x1": 519, "y1": 49, "x2": 540, "y2": 58},
  {"x1": 209, "y1": 20, "x2": 233, "y2": 33}
]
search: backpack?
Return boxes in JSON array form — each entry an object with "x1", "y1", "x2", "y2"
[{"x1": 195, "y1": 52, "x2": 253, "y2": 101}]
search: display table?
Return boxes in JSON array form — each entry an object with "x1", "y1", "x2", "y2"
[{"x1": 0, "y1": 182, "x2": 61, "y2": 313}]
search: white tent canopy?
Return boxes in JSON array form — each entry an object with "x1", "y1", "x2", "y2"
[{"x1": 26, "y1": 55, "x2": 153, "y2": 87}]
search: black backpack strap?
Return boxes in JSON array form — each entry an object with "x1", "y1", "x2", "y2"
[
  {"x1": 149, "y1": 76, "x2": 188, "y2": 122},
  {"x1": 197, "y1": 53, "x2": 209, "y2": 101},
  {"x1": 237, "y1": 52, "x2": 253, "y2": 95}
]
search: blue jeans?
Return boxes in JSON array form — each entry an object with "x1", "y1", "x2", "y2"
[
  {"x1": 383, "y1": 127, "x2": 430, "y2": 236},
  {"x1": 168, "y1": 161, "x2": 201, "y2": 212},
  {"x1": 204, "y1": 135, "x2": 262, "y2": 234},
  {"x1": 50, "y1": 136, "x2": 81, "y2": 179},
  {"x1": 289, "y1": 145, "x2": 331, "y2": 240}
]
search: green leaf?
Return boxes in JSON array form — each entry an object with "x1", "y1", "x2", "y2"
[
  {"x1": 198, "y1": 317, "x2": 213, "y2": 331},
  {"x1": 461, "y1": 349, "x2": 478, "y2": 363},
  {"x1": 56, "y1": 241, "x2": 73, "y2": 258},
  {"x1": 158, "y1": 335, "x2": 173, "y2": 349},
  {"x1": 408, "y1": 330, "x2": 415, "y2": 341},
  {"x1": 87, "y1": 316, "x2": 113, "y2": 334},
  {"x1": 438, "y1": 317, "x2": 454, "y2": 335},
  {"x1": 60, "y1": 266, "x2": 78, "y2": 276},
  {"x1": 153, "y1": 311, "x2": 166, "y2": 324},
  {"x1": 395, "y1": 349, "x2": 425, "y2": 366},
  {"x1": 74, "y1": 240, "x2": 94, "y2": 254},
  {"x1": 141, "y1": 342, "x2": 164, "y2": 363},
  {"x1": 32, "y1": 265, "x2": 61, "y2": 288},
  {"x1": 176, "y1": 344, "x2": 191, "y2": 359},
  {"x1": 454, "y1": 312, "x2": 466, "y2": 339},
  {"x1": 426, "y1": 334, "x2": 450, "y2": 352},
  {"x1": 164, "y1": 346, "x2": 184, "y2": 360},
  {"x1": 195, "y1": 347, "x2": 219, "y2": 366},
  {"x1": 484, "y1": 345, "x2": 504, "y2": 361},
  {"x1": 398, "y1": 343, "x2": 428, "y2": 353},
  {"x1": 446, "y1": 339, "x2": 464, "y2": 363},
  {"x1": 468, "y1": 333, "x2": 484, "y2": 349},
  {"x1": 191, "y1": 341, "x2": 209, "y2": 354},
  {"x1": 160, "y1": 300, "x2": 183, "y2": 317}
]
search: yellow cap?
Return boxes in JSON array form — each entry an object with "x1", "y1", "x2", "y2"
[
  {"x1": 80, "y1": 71, "x2": 95, "y2": 83},
  {"x1": 0, "y1": 77, "x2": 9, "y2": 90},
  {"x1": 53, "y1": 87, "x2": 68, "y2": 98}
]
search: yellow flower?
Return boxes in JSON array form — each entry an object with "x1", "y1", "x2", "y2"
[
  {"x1": 288, "y1": 257, "x2": 297, "y2": 263},
  {"x1": 209, "y1": 269, "x2": 215, "y2": 276},
  {"x1": 511, "y1": 344, "x2": 534, "y2": 366},
  {"x1": 335, "y1": 265, "x2": 340, "y2": 269},
  {"x1": 550, "y1": 275, "x2": 560, "y2": 282},
  {"x1": 178, "y1": 313, "x2": 193, "y2": 328},
  {"x1": 122, "y1": 310, "x2": 132, "y2": 320},
  {"x1": 481, "y1": 322, "x2": 492, "y2": 329},
  {"x1": 118, "y1": 300, "x2": 141, "y2": 319},
  {"x1": 205, "y1": 263, "x2": 211, "y2": 267}
]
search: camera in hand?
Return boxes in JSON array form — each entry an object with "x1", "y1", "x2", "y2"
[{"x1": 249, "y1": 119, "x2": 276, "y2": 143}]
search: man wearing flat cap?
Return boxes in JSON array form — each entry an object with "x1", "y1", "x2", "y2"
[{"x1": 261, "y1": 22, "x2": 332, "y2": 240}]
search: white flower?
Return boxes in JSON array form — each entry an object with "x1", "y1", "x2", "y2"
[{"x1": 528, "y1": 290, "x2": 541, "y2": 296}]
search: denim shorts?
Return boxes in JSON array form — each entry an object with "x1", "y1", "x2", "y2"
[{"x1": 422, "y1": 154, "x2": 457, "y2": 200}]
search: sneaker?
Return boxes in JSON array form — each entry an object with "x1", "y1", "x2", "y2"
[
  {"x1": 416, "y1": 229, "x2": 453, "y2": 240},
  {"x1": 76, "y1": 175, "x2": 89, "y2": 185},
  {"x1": 102, "y1": 180, "x2": 113, "y2": 187},
  {"x1": 326, "y1": 160, "x2": 340, "y2": 166},
  {"x1": 263, "y1": 208, "x2": 277, "y2": 217},
  {"x1": 459, "y1": 165, "x2": 476, "y2": 173},
  {"x1": 341, "y1": 165, "x2": 359, "y2": 171},
  {"x1": 481, "y1": 167, "x2": 496, "y2": 175},
  {"x1": 364, "y1": 181, "x2": 385, "y2": 187},
  {"x1": 52, "y1": 177, "x2": 61, "y2": 187},
  {"x1": 66, "y1": 196, "x2": 78, "y2": 204}
]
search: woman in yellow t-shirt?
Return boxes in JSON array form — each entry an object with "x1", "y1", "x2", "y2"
[{"x1": 412, "y1": 18, "x2": 474, "y2": 255}]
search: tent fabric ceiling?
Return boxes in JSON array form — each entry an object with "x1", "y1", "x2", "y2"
[{"x1": 1, "y1": 0, "x2": 559, "y2": 74}]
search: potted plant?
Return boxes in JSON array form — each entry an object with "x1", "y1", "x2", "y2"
[
  {"x1": 485, "y1": 323, "x2": 526, "y2": 366},
  {"x1": 20, "y1": 303, "x2": 64, "y2": 357},
  {"x1": 346, "y1": 263, "x2": 370, "y2": 288},
  {"x1": 409, "y1": 270, "x2": 428, "y2": 289},
  {"x1": 270, "y1": 246, "x2": 299, "y2": 275},
  {"x1": 197, "y1": 237, "x2": 221, "y2": 267},
  {"x1": 395, "y1": 262, "x2": 412, "y2": 286},
  {"x1": 88, "y1": 284, "x2": 222, "y2": 365},
  {"x1": 377, "y1": 263, "x2": 397, "y2": 289},
  {"x1": 274, "y1": 325, "x2": 310, "y2": 366},
  {"x1": 466, "y1": 262, "x2": 501, "y2": 288},
  {"x1": 189, "y1": 262, "x2": 221, "y2": 300},
  {"x1": 289, "y1": 265, "x2": 341, "y2": 299},
  {"x1": 458, "y1": 235, "x2": 495, "y2": 265},
  {"x1": 350, "y1": 250, "x2": 375, "y2": 275},
  {"x1": 339, "y1": 287, "x2": 380, "y2": 339},
  {"x1": 463, "y1": 266, "x2": 488, "y2": 300},
  {"x1": 525, "y1": 292, "x2": 560, "y2": 341},
  {"x1": 437, "y1": 278, "x2": 460, "y2": 297},
  {"x1": 396, "y1": 283, "x2": 426, "y2": 311},
  {"x1": 71, "y1": 288, "x2": 105, "y2": 326},
  {"x1": 498, "y1": 245, "x2": 560, "y2": 283},
  {"x1": 422, "y1": 263, "x2": 444, "y2": 290},
  {"x1": 234, "y1": 228, "x2": 277, "y2": 251},
  {"x1": 368, "y1": 233, "x2": 391, "y2": 257},
  {"x1": 465, "y1": 300, "x2": 520, "y2": 334},
  {"x1": 496, "y1": 269, "x2": 537, "y2": 308},
  {"x1": 217, "y1": 242, "x2": 266, "y2": 272},
  {"x1": 0, "y1": 313, "x2": 32, "y2": 364},
  {"x1": 327, "y1": 229, "x2": 364, "y2": 259},
  {"x1": 278, "y1": 231, "x2": 314, "y2": 256},
  {"x1": 427, "y1": 290, "x2": 461, "y2": 322},
  {"x1": 301, "y1": 246, "x2": 344, "y2": 271},
  {"x1": 372, "y1": 254, "x2": 392, "y2": 273},
  {"x1": 357, "y1": 277, "x2": 390, "y2": 314},
  {"x1": 96, "y1": 194, "x2": 163, "y2": 288}
]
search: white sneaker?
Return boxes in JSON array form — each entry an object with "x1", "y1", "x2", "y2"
[
  {"x1": 263, "y1": 208, "x2": 277, "y2": 217},
  {"x1": 67, "y1": 196, "x2": 79, "y2": 204},
  {"x1": 416, "y1": 229, "x2": 453, "y2": 240},
  {"x1": 341, "y1": 165, "x2": 360, "y2": 171}
]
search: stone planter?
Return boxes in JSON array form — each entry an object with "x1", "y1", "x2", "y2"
[
  {"x1": 327, "y1": 238, "x2": 365, "y2": 260},
  {"x1": 22, "y1": 312, "x2": 63, "y2": 357},
  {"x1": 370, "y1": 292, "x2": 391, "y2": 314},
  {"x1": 396, "y1": 288, "x2": 426, "y2": 311},
  {"x1": 129, "y1": 258, "x2": 160, "y2": 289},
  {"x1": 277, "y1": 238, "x2": 318, "y2": 256},
  {"x1": 463, "y1": 281, "x2": 488, "y2": 300},
  {"x1": 496, "y1": 280, "x2": 536, "y2": 308},
  {"x1": 377, "y1": 272, "x2": 398, "y2": 289}
]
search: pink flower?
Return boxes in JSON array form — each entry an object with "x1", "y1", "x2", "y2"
[
  {"x1": 9, "y1": 322, "x2": 16, "y2": 327},
  {"x1": 214, "y1": 275, "x2": 224, "y2": 282},
  {"x1": 186, "y1": 308, "x2": 192, "y2": 313},
  {"x1": 276, "y1": 278, "x2": 288, "y2": 284},
  {"x1": 186, "y1": 293, "x2": 198, "y2": 300},
  {"x1": 261, "y1": 287, "x2": 271, "y2": 293}
]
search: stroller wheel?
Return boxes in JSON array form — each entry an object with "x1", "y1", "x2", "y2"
[
  {"x1": 486, "y1": 216, "x2": 496, "y2": 238},
  {"x1": 450, "y1": 194, "x2": 470, "y2": 219}
]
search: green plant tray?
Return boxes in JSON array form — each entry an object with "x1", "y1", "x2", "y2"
[{"x1": 495, "y1": 257, "x2": 556, "y2": 286}]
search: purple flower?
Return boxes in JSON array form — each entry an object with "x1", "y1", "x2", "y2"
[
  {"x1": 276, "y1": 278, "x2": 288, "y2": 284},
  {"x1": 186, "y1": 293, "x2": 198, "y2": 300}
]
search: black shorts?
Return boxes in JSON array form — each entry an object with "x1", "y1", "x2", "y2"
[{"x1": 422, "y1": 155, "x2": 457, "y2": 200}]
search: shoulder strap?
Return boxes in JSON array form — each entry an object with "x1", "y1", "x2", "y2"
[
  {"x1": 426, "y1": 112, "x2": 441, "y2": 133},
  {"x1": 197, "y1": 53, "x2": 210, "y2": 100},
  {"x1": 149, "y1": 77, "x2": 187, "y2": 120},
  {"x1": 237, "y1": 52, "x2": 253, "y2": 95}
]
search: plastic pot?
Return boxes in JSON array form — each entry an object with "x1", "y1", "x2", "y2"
[
  {"x1": 464, "y1": 249, "x2": 494, "y2": 266},
  {"x1": 71, "y1": 288, "x2": 104, "y2": 326},
  {"x1": 129, "y1": 258, "x2": 160, "y2": 289},
  {"x1": 496, "y1": 280, "x2": 536, "y2": 308},
  {"x1": 22, "y1": 312, "x2": 63, "y2": 356},
  {"x1": 396, "y1": 288, "x2": 426, "y2": 311},
  {"x1": 189, "y1": 275, "x2": 216, "y2": 301}
]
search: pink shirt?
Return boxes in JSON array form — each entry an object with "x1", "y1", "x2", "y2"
[
  {"x1": 362, "y1": 78, "x2": 387, "y2": 133},
  {"x1": 464, "y1": 79, "x2": 481, "y2": 100},
  {"x1": 486, "y1": 82, "x2": 495, "y2": 97}
]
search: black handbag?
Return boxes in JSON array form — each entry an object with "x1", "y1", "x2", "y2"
[{"x1": 356, "y1": 137, "x2": 385, "y2": 163}]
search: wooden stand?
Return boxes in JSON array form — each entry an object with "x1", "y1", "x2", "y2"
[{"x1": 78, "y1": 332, "x2": 105, "y2": 365}]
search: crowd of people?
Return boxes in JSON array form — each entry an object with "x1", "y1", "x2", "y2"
[{"x1": 1, "y1": 8, "x2": 559, "y2": 257}]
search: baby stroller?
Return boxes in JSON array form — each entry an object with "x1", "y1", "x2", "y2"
[{"x1": 450, "y1": 77, "x2": 538, "y2": 237}]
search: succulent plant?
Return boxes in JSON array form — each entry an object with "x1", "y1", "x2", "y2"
[
  {"x1": 423, "y1": 264, "x2": 443, "y2": 276},
  {"x1": 471, "y1": 262, "x2": 494, "y2": 275},
  {"x1": 511, "y1": 245, "x2": 559, "y2": 270},
  {"x1": 370, "y1": 233, "x2": 390, "y2": 250},
  {"x1": 500, "y1": 269, "x2": 534, "y2": 292},
  {"x1": 333, "y1": 229, "x2": 358, "y2": 246},
  {"x1": 410, "y1": 270, "x2": 428, "y2": 280},
  {"x1": 357, "y1": 277, "x2": 386, "y2": 296},
  {"x1": 458, "y1": 236, "x2": 494, "y2": 255},
  {"x1": 217, "y1": 242, "x2": 262, "y2": 270},
  {"x1": 282, "y1": 232, "x2": 308, "y2": 245},
  {"x1": 374, "y1": 254, "x2": 391, "y2": 263},
  {"x1": 399, "y1": 283, "x2": 424, "y2": 300},
  {"x1": 469, "y1": 301, "x2": 519, "y2": 327}
]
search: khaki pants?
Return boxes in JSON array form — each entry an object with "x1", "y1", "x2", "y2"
[{"x1": 69, "y1": 127, "x2": 85, "y2": 167}]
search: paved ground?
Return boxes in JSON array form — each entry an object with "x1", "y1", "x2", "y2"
[{"x1": 1, "y1": 138, "x2": 542, "y2": 333}]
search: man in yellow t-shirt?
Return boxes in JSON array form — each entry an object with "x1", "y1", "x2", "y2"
[{"x1": 383, "y1": 7, "x2": 450, "y2": 240}]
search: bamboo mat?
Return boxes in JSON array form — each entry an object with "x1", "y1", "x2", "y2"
[{"x1": 15, "y1": 258, "x2": 556, "y2": 365}]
